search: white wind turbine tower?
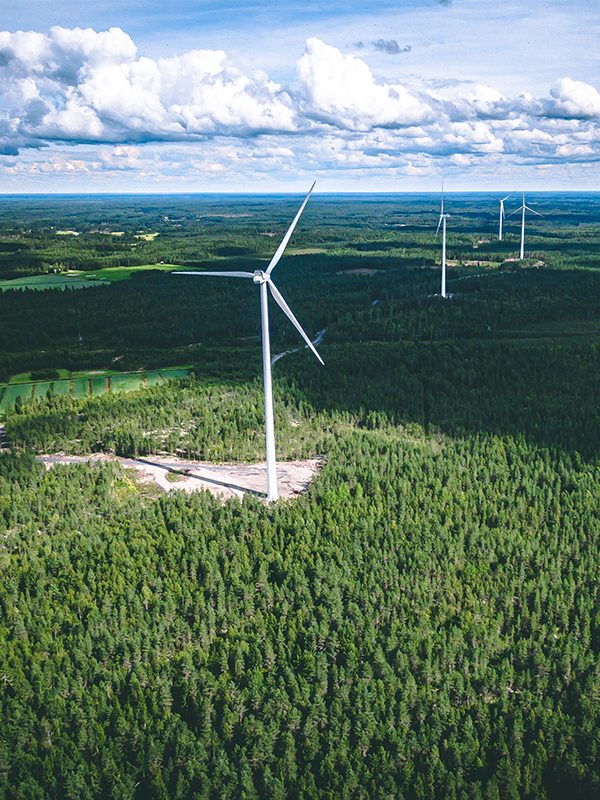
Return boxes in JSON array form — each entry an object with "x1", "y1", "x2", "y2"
[
  {"x1": 497, "y1": 192, "x2": 513, "y2": 241},
  {"x1": 510, "y1": 193, "x2": 543, "y2": 260},
  {"x1": 175, "y1": 183, "x2": 323, "y2": 502},
  {"x1": 436, "y1": 184, "x2": 450, "y2": 298}
]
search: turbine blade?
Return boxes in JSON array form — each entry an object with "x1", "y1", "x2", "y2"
[
  {"x1": 267, "y1": 280, "x2": 324, "y2": 365},
  {"x1": 525, "y1": 206, "x2": 543, "y2": 217},
  {"x1": 265, "y1": 181, "x2": 316, "y2": 276},
  {"x1": 174, "y1": 270, "x2": 255, "y2": 278},
  {"x1": 501, "y1": 192, "x2": 514, "y2": 202},
  {"x1": 507, "y1": 206, "x2": 523, "y2": 217},
  {"x1": 436, "y1": 215, "x2": 443, "y2": 236}
]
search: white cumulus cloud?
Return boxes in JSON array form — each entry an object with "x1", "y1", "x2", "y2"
[
  {"x1": 546, "y1": 77, "x2": 600, "y2": 119},
  {"x1": 0, "y1": 26, "x2": 298, "y2": 152},
  {"x1": 2, "y1": 27, "x2": 600, "y2": 184},
  {"x1": 297, "y1": 37, "x2": 432, "y2": 130}
]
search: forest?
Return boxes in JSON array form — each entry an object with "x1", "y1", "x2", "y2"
[{"x1": 0, "y1": 193, "x2": 598, "y2": 799}]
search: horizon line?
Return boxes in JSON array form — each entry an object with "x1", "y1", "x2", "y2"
[{"x1": 1, "y1": 189, "x2": 599, "y2": 197}]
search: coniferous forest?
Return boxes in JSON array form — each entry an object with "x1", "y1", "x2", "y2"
[{"x1": 0, "y1": 193, "x2": 598, "y2": 799}]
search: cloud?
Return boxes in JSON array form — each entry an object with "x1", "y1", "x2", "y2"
[
  {"x1": 426, "y1": 81, "x2": 509, "y2": 119},
  {"x1": 545, "y1": 77, "x2": 600, "y2": 119},
  {"x1": 373, "y1": 39, "x2": 411, "y2": 55},
  {"x1": 2, "y1": 26, "x2": 600, "y2": 185},
  {"x1": 297, "y1": 37, "x2": 431, "y2": 130},
  {"x1": 0, "y1": 26, "x2": 298, "y2": 153},
  {"x1": 355, "y1": 39, "x2": 411, "y2": 55}
]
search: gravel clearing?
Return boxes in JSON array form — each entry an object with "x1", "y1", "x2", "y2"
[{"x1": 37, "y1": 452, "x2": 322, "y2": 501}]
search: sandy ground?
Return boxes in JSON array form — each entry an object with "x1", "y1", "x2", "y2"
[{"x1": 37, "y1": 452, "x2": 322, "y2": 501}]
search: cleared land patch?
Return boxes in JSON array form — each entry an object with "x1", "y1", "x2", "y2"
[{"x1": 38, "y1": 453, "x2": 322, "y2": 502}]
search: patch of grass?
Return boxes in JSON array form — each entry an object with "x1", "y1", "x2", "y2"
[
  {"x1": 165, "y1": 470, "x2": 186, "y2": 483},
  {"x1": 91, "y1": 376, "x2": 109, "y2": 396},
  {"x1": 48, "y1": 380, "x2": 72, "y2": 398},
  {"x1": 287, "y1": 247, "x2": 330, "y2": 255},
  {"x1": 159, "y1": 368, "x2": 191, "y2": 381},
  {"x1": 110, "y1": 374, "x2": 144, "y2": 393},
  {"x1": 0, "y1": 383, "x2": 32, "y2": 411},
  {"x1": 0, "y1": 275, "x2": 105, "y2": 292},
  {"x1": 9, "y1": 369, "x2": 71, "y2": 384},
  {"x1": 134, "y1": 233, "x2": 160, "y2": 242},
  {"x1": 75, "y1": 263, "x2": 178, "y2": 282},
  {"x1": 30, "y1": 381, "x2": 53, "y2": 400},
  {"x1": 144, "y1": 371, "x2": 163, "y2": 388},
  {"x1": 0, "y1": 366, "x2": 192, "y2": 414},
  {"x1": 8, "y1": 372, "x2": 32, "y2": 385},
  {"x1": 32, "y1": 380, "x2": 78, "y2": 400},
  {"x1": 71, "y1": 379, "x2": 90, "y2": 400}
]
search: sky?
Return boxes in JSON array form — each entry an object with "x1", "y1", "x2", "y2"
[{"x1": 1, "y1": 0, "x2": 600, "y2": 192}]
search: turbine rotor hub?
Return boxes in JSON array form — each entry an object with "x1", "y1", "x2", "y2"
[{"x1": 253, "y1": 270, "x2": 267, "y2": 284}]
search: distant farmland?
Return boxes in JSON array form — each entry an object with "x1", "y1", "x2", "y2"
[
  {"x1": 0, "y1": 367, "x2": 191, "y2": 414},
  {"x1": 0, "y1": 264, "x2": 181, "y2": 291},
  {"x1": 0, "y1": 274, "x2": 106, "y2": 292}
]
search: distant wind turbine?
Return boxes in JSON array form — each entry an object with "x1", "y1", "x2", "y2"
[
  {"x1": 174, "y1": 183, "x2": 323, "y2": 502},
  {"x1": 509, "y1": 193, "x2": 543, "y2": 260},
  {"x1": 497, "y1": 192, "x2": 513, "y2": 241},
  {"x1": 436, "y1": 183, "x2": 450, "y2": 298}
]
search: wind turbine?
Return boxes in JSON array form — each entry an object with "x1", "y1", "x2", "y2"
[
  {"x1": 497, "y1": 192, "x2": 513, "y2": 241},
  {"x1": 436, "y1": 183, "x2": 450, "y2": 298},
  {"x1": 174, "y1": 183, "x2": 323, "y2": 502},
  {"x1": 510, "y1": 193, "x2": 542, "y2": 260}
]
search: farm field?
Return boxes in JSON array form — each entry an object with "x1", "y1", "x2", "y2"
[
  {"x1": 0, "y1": 274, "x2": 106, "y2": 291},
  {"x1": 0, "y1": 366, "x2": 192, "y2": 414},
  {"x1": 1, "y1": 382, "x2": 33, "y2": 409},
  {"x1": 74, "y1": 263, "x2": 179, "y2": 282}
]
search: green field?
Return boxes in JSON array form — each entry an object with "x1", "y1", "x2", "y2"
[
  {"x1": 0, "y1": 367, "x2": 191, "y2": 414},
  {"x1": 30, "y1": 380, "x2": 72, "y2": 399},
  {"x1": 157, "y1": 368, "x2": 190, "y2": 381},
  {"x1": 0, "y1": 383, "x2": 33, "y2": 408},
  {"x1": 0, "y1": 274, "x2": 106, "y2": 292},
  {"x1": 70, "y1": 263, "x2": 179, "y2": 282},
  {"x1": 90, "y1": 376, "x2": 108, "y2": 396},
  {"x1": 0, "y1": 265, "x2": 182, "y2": 291},
  {"x1": 144, "y1": 371, "x2": 163, "y2": 387},
  {"x1": 110, "y1": 373, "x2": 144, "y2": 393},
  {"x1": 71, "y1": 378, "x2": 90, "y2": 399}
]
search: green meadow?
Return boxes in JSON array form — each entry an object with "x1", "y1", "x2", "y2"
[
  {"x1": 0, "y1": 264, "x2": 182, "y2": 291},
  {"x1": 70, "y1": 263, "x2": 179, "y2": 282},
  {"x1": 0, "y1": 366, "x2": 191, "y2": 414},
  {"x1": 0, "y1": 274, "x2": 106, "y2": 291}
]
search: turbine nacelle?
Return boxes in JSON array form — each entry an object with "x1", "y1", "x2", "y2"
[{"x1": 436, "y1": 212, "x2": 450, "y2": 235}]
